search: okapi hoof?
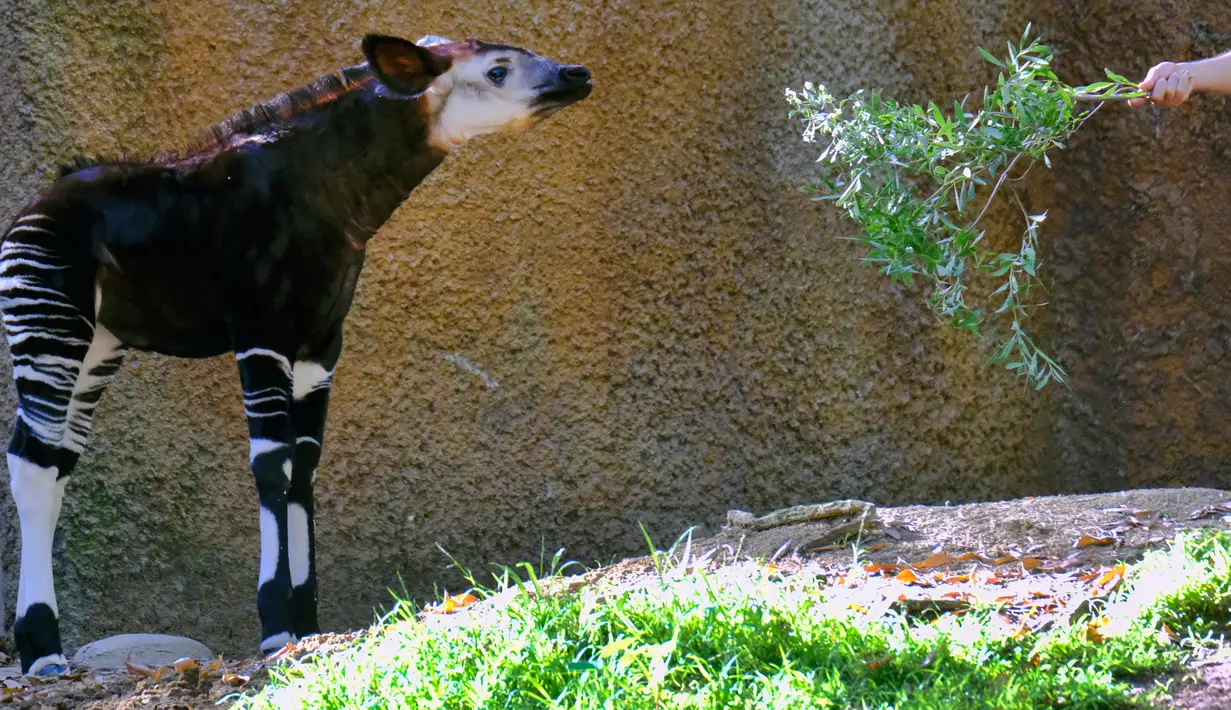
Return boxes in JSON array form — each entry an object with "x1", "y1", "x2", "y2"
[
  {"x1": 15, "y1": 603, "x2": 66, "y2": 677},
  {"x1": 260, "y1": 631, "x2": 297, "y2": 658},
  {"x1": 27, "y1": 655, "x2": 69, "y2": 677}
]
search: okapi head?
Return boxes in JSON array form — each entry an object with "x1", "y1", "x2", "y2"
[{"x1": 361, "y1": 33, "x2": 593, "y2": 150}]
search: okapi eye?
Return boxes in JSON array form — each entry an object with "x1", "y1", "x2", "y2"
[{"x1": 486, "y1": 66, "x2": 509, "y2": 86}]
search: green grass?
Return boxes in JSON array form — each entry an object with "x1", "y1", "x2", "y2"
[{"x1": 234, "y1": 531, "x2": 1231, "y2": 709}]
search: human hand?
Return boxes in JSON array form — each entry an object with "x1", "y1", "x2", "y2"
[{"x1": 1129, "y1": 62, "x2": 1196, "y2": 107}]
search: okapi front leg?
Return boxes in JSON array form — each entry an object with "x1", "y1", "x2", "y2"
[
  {"x1": 286, "y1": 332, "x2": 341, "y2": 639},
  {"x1": 287, "y1": 356, "x2": 336, "y2": 638},
  {"x1": 236, "y1": 347, "x2": 297, "y2": 652}
]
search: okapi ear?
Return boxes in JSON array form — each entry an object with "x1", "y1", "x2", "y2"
[{"x1": 362, "y1": 34, "x2": 452, "y2": 96}]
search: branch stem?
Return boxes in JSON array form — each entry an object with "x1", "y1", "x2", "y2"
[
  {"x1": 968, "y1": 154, "x2": 1021, "y2": 230},
  {"x1": 1073, "y1": 93, "x2": 1144, "y2": 103}
]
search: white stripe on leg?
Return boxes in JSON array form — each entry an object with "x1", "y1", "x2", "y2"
[
  {"x1": 249, "y1": 438, "x2": 289, "y2": 465},
  {"x1": 8, "y1": 454, "x2": 61, "y2": 618},
  {"x1": 291, "y1": 361, "x2": 333, "y2": 401},
  {"x1": 287, "y1": 503, "x2": 310, "y2": 587},
  {"x1": 258, "y1": 507, "x2": 279, "y2": 587},
  {"x1": 63, "y1": 323, "x2": 122, "y2": 454}
]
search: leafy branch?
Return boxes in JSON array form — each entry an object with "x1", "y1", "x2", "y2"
[{"x1": 786, "y1": 26, "x2": 1143, "y2": 389}]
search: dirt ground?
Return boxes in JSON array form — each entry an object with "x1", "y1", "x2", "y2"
[{"x1": 3, "y1": 486, "x2": 1229, "y2": 709}]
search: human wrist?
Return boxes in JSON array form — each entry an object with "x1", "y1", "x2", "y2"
[{"x1": 1177, "y1": 61, "x2": 1207, "y2": 92}]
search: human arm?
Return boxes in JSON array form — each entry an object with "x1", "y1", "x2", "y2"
[{"x1": 1129, "y1": 51, "x2": 1231, "y2": 107}]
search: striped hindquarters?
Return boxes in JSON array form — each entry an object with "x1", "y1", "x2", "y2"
[{"x1": 0, "y1": 213, "x2": 95, "y2": 453}]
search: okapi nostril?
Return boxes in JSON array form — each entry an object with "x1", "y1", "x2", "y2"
[{"x1": 560, "y1": 65, "x2": 591, "y2": 83}]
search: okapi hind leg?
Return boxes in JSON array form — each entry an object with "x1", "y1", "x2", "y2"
[
  {"x1": 6, "y1": 322, "x2": 124, "y2": 676},
  {"x1": 1, "y1": 215, "x2": 124, "y2": 674},
  {"x1": 235, "y1": 346, "x2": 298, "y2": 653}
]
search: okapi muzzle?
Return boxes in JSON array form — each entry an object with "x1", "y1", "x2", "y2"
[{"x1": 0, "y1": 31, "x2": 589, "y2": 676}]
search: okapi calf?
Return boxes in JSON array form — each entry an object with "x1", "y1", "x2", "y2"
[{"x1": 1, "y1": 32, "x2": 591, "y2": 675}]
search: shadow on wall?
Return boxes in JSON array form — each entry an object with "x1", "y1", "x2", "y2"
[{"x1": 0, "y1": 0, "x2": 1228, "y2": 655}]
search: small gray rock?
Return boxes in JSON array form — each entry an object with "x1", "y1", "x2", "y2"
[{"x1": 71, "y1": 634, "x2": 215, "y2": 670}]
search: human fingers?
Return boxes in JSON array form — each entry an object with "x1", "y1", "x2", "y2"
[
  {"x1": 1174, "y1": 70, "x2": 1196, "y2": 105},
  {"x1": 1138, "y1": 62, "x2": 1176, "y2": 92},
  {"x1": 1152, "y1": 71, "x2": 1175, "y2": 104},
  {"x1": 1161, "y1": 72, "x2": 1192, "y2": 107},
  {"x1": 1132, "y1": 62, "x2": 1175, "y2": 107}
]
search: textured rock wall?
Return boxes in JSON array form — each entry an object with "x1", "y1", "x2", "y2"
[{"x1": 0, "y1": 0, "x2": 1228, "y2": 655}]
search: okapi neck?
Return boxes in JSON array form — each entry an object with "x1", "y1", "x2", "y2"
[{"x1": 308, "y1": 93, "x2": 449, "y2": 250}]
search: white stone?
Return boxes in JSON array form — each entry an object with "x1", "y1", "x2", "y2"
[{"x1": 71, "y1": 634, "x2": 215, "y2": 670}]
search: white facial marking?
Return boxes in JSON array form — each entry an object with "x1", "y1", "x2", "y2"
[
  {"x1": 258, "y1": 506, "x2": 279, "y2": 587},
  {"x1": 296, "y1": 436, "x2": 320, "y2": 447},
  {"x1": 282, "y1": 458, "x2": 292, "y2": 481},
  {"x1": 9, "y1": 454, "x2": 62, "y2": 618},
  {"x1": 287, "y1": 503, "x2": 310, "y2": 587},
  {"x1": 426, "y1": 53, "x2": 546, "y2": 150},
  {"x1": 292, "y1": 361, "x2": 333, "y2": 401},
  {"x1": 15, "y1": 213, "x2": 51, "y2": 224}
]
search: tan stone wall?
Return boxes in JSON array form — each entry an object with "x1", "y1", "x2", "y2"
[{"x1": 0, "y1": 0, "x2": 1228, "y2": 654}]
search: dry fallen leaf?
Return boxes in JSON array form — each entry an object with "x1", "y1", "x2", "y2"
[
  {"x1": 1075, "y1": 535, "x2": 1115, "y2": 548},
  {"x1": 437, "y1": 592, "x2": 480, "y2": 614},
  {"x1": 1021, "y1": 558, "x2": 1043, "y2": 572},
  {"x1": 863, "y1": 543, "x2": 889, "y2": 553},
  {"x1": 222, "y1": 673, "x2": 251, "y2": 687},
  {"x1": 1188, "y1": 502, "x2": 1231, "y2": 520},
  {"x1": 1086, "y1": 618, "x2": 1109, "y2": 643},
  {"x1": 916, "y1": 553, "x2": 956, "y2": 569},
  {"x1": 173, "y1": 658, "x2": 198, "y2": 674},
  {"x1": 124, "y1": 658, "x2": 156, "y2": 679},
  {"x1": 895, "y1": 568, "x2": 920, "y2": 584},
  {"x1": 1091, "y1": 564, "x2": 1127, "y2": 595}
]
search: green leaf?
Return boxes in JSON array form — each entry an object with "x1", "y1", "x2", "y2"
[
  {"x1": 978, "y1": 46, "x2": 1005, "y2": 67},
  {"x1": 600, "y1": 638, "x2": 638, "y2": 659}
]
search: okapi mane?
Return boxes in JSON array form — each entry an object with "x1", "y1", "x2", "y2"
[
  {"x1": 199, "y1": 64, "x2": 378, "y2": 149},
  {"x1": 56, "y1": 64, "x2": 378, "y2": 175}
]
